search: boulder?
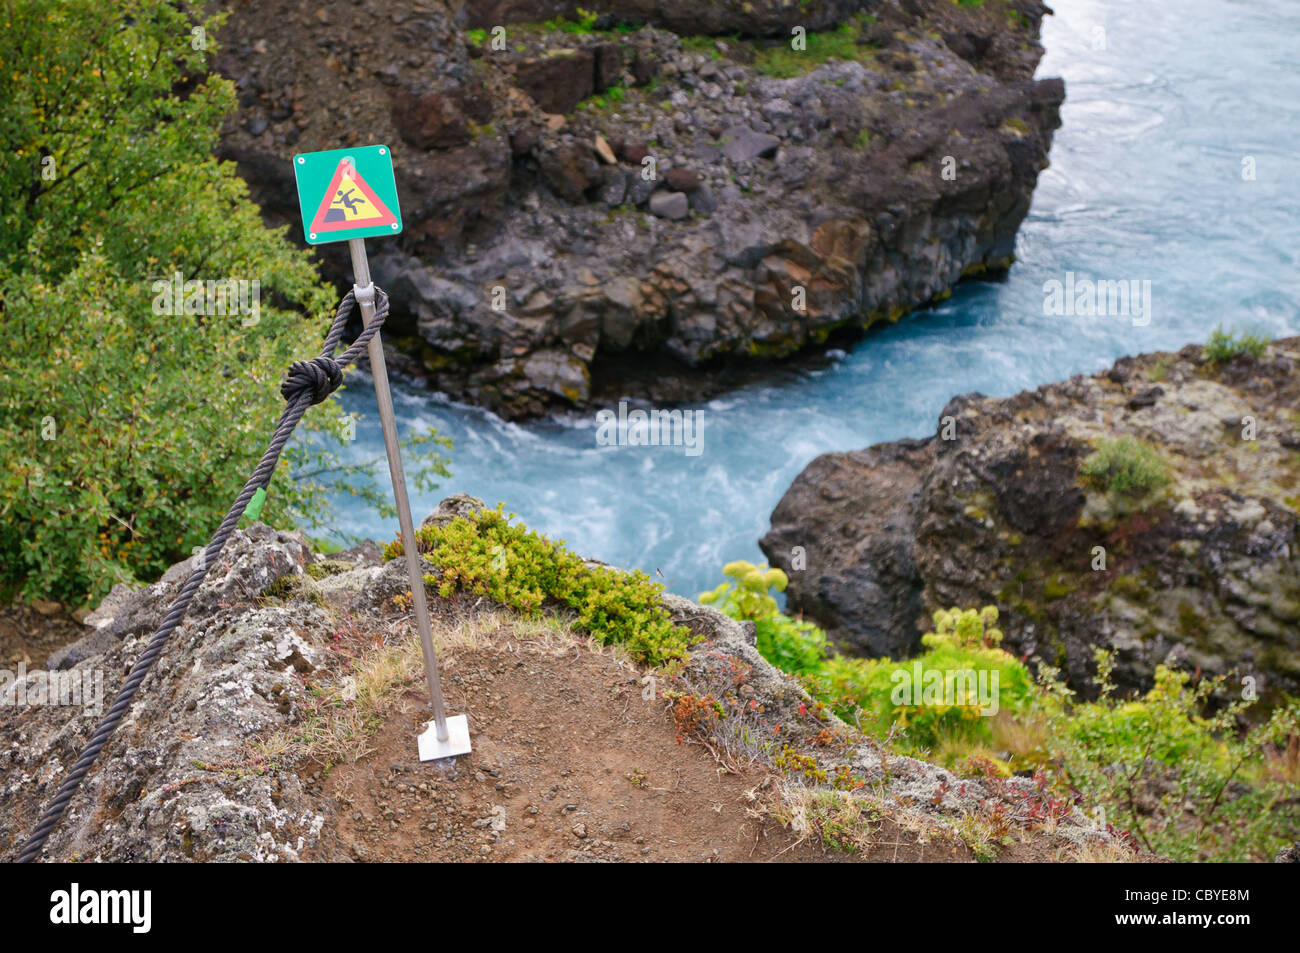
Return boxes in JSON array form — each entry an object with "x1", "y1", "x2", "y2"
[
  {"x1": 514, "y1": 49, "x2": 595, "y2": 115},
  {"x1": 763, "y1": 341, "x2": 1300, "y2": 702},
  {"x1": 648, "y1": 190, "x2": 689, "y2": 220}
]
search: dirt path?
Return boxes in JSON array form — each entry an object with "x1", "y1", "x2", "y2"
[{"x1": 309, "y1": 636, "x2": 973, "y2": 863}]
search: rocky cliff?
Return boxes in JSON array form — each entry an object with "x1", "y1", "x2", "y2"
[
  {"x1": 762, "y1": 339, "x2": 1300, "y2": 702},
  {"x1": 216, "y1": 0, "x2": 1063, "y2": 418},
  {"x1": 1, "y1": 500, "x2": 1128, "y2": 862}
]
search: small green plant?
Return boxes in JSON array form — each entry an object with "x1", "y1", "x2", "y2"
[
  {"x1": 386, "y1": 506, "x2": 695, "y2": 667},
  {"x1": 1080, "y1": 436, "x2": 1171, "y2": 496},
  {"x1": 699, "y1": 561, "x2": 833, "y2": 673},
  {"x1": 1204, "y1": 325, "x2": 1270, "y2": 363},
  {"x1": 544, "y1": 8, "x2": 599, "y2": 34},
  {"x1": 699, "y1": 559, "x2": 788, "y2": 621}
]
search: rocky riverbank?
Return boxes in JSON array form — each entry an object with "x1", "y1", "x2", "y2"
[
  {"x1": 761, "y1": 337, "x2": 1300, "y2": 703},
  {"x1": 216, "y1": 0, "x2": 1063, "y2": 418},
  {"x1": 1, "y1": 499, "x2": 1129, "y2": 862}
]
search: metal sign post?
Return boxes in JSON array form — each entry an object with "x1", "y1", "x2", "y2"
[{"x1": 294, "y1": 145, "x2": 470, "y2": 761}]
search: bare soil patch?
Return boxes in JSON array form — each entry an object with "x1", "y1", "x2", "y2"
[{"x1": 308, "y1": 634, "x2": 975, "y2": 863}]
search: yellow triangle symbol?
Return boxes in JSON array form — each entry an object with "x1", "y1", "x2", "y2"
[{"x1": 329, "y1": 172, "x2": 382, "y2": 221}]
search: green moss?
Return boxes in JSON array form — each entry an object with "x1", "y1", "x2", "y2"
[
  {"x1": 261, "y1": 573, "x2": 325, "y2": 607},
  {"x1": 748, "y1": 15, "x2": 881, "y2": 78},
  {"x1": 305, "y1": 559, "x2": 352, "y2": 580},
  {"x1": 1177, "y1": 601, "x2": 1208, "y2": 639},
  {"x1": 542, "y1": 8, "x2": 600, "y2": 34},
  {"x1": 1043, "y1": 574, "x2": 1076, "y2": 601},
  {"x1": 680, "y1": 35, "x2": 724, "y2": 57},
  {"x1": 1110, "y1": 574, "x2": 1151, "y2": 602}
]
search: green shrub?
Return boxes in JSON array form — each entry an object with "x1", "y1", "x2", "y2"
[
  {"x1": 1036, "y1": 651, "x2": 1300, "y2": 862},
  {"x1": 1079, "y1": 436, "x2": 1171, "y2": 496},
  {"x1": 543, "y1": 7, "x2": 600, "y2": 34},
  {"x1": 808, "y1": 607, "x2": 1034, "y2": 754},
  {"x1": 699, "y1": 560, "x2": 835, "y2": 672},
  {"x1": 388, "y1": 506, "x2": 695, "y2": 667},
  {"x1": 702, "y1": 559, "x2": 1299, "y2": 860},
  {"x1": 1204, "y1": 325, "x2": 1270, "y2": 363},
  {"x1": 701, "y1": 564, "x2": 1031, "y2": 760},
  {"x1": 0, "y1": 0, "x2": 448, "y2": 604}
]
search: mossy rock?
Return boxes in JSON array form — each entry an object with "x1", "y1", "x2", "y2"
[{"x1": 305, "y1": 559, "x2": 354, "y2": 580}]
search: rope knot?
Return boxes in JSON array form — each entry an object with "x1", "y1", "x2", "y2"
[{"x1": 281, "y1": 355, "x2": 342, "y2": 405}]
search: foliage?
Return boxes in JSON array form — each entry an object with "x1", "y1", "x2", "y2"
[
  {"x1": 543, "y1": 8, "x2": 600, "y2": 34},
  {"x1": 387, "y1": 506, "x2": 695, "y2": 667},
  {"x1": 700, "y1": 567, "x2": 1030, "y2": 754},
  {"x1": 1079, "y1": 436, "x2": 1171, "y2": 497},
  {"x1": 679, "y1": 14, "x2": 881, "y2": 79},
  {"x1": 1204, "y1": 325, "x2": 1270, "y2": 363},
  {"x1": 0, "y1": 0, "x2": 448, "y2": 604},
  {"x1": 1033, "y1": 652, "x2": 1300, "y2": 862},
  {"x1": 699, "y1": 560, "x2": 833, "y2": 672},
  {"x1": 703, "y1": 560, "x2": 1300, "y2": 860},
  {"x1": 699, "y1": 559, "x2": 789, "y2": 621},
  {"x1": 809, "y1": 607, "x2": 1034, "y2": 753}
]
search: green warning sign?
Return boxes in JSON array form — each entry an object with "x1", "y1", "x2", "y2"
[{"x1": 293, "y1": 145, "x2": 403, "y2": 245}]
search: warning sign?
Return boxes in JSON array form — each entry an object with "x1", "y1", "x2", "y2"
[{"x1": 293, "y1": 145, "x2": 403, "y2": 245}]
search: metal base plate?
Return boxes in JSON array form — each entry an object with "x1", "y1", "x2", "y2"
[{"x1": 417, "y1": 713, "x2": 472, "y2": 761}]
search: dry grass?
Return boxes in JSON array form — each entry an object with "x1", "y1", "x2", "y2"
[
  {"x1": 1056, "y1": 838, "x2": 1142, "y2": 863},
  {"x1": 990, "y1": 709, "x2": 1052, "y2": 766},
  {"x1": 250, "y1": 605, "x2": 608, "y2": 769}
]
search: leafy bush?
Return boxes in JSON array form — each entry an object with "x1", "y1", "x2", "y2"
[
  {"x1": 703, "y1": 561, "x2": 1300, "y2": 860},
  {"x1": 700, "y1": 568, "x2": 1031, "y2": 756},
  {"x1": 387, "y1": 507, "x2": 695, "y2": 667},
  {"x1": 1079, "y1": 436, "x2": 1171, "y2": 496},
  {"x1": 544, "y1": 8, "x2": 600, "y2": 34},
  {"x1": 816, "y1": 609, "x2": 1034, "y2": 753},
  {"x1": 0, "y1": 0, "x2": 447, "y2": 604},
  {"x1": 1204, "y1": 325, "x2": 1270, "y2": 363},
  {"x1": 699, "y1": 559, "x2": 789, "y2": 621},
  {"x1": 1032, "y1": 652, "x2": 1300, "y2": 862},
  {"x1": 699, "y1": 560, "x2": 834, "y2": 673}
]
